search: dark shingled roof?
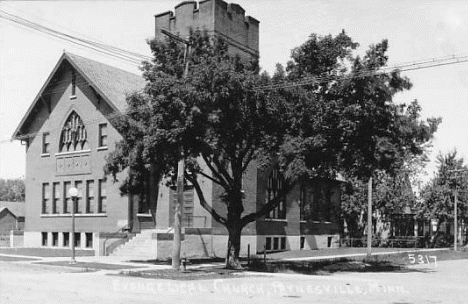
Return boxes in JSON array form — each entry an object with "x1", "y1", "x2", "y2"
[
  {"x1": 66, "y1": 53, "x2": 147, "y2": 111},
  {"x1": 13, "y1": 52, "x2": 147, "y2": 139},
  {"x1": 0, "y1": 201, "x2": 25, "y2": 218}
]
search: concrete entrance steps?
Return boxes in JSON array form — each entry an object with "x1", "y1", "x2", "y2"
[{"x1": 110, "y1": 229, "x2": 160, "y2": 260}]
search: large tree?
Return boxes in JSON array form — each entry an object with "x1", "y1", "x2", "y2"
[
  {"x1": 106, "y1": 30, "x2": 439, "y2": 268},
  {"x1": 106, "y1": 33, "x2": 286, "y2": 269},
  {"x1": 418, "y1": 150, "x2": 468, "y2": 246}
]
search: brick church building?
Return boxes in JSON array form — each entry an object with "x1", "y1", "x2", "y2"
[{"x1": 13, "y1": 0, "x2": 342, "y2": 259}]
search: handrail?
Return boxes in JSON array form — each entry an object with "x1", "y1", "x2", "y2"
[
  {"x1": 103, "y1": 221, "x2": 134, "y2": 256},
  {"x1": 183, "y1": 215, "x2": 208, "y2": 228}
]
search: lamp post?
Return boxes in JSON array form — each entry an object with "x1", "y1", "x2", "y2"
[{"x1": 69, "y1": 187, "x2": 78, "y2": 264}]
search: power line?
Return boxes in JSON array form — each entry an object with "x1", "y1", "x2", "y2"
[
  {"x1": 2, "y1": 52, "x2": 468, "y2": 144},
  {"x1": 0, "y1": 10, "x2": 152, "y2": 66},
  {"x1": 253, "y1": 53, "x2": 468, "y2": 91},
  {"x1": 2, "y1": 8, "x2": 468, "y2": 143}
]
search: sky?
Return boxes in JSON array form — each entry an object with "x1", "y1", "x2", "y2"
[{"x1": 1, "y1": 0, "x2": 467, "y2": 185}]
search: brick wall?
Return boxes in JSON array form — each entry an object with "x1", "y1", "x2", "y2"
[
  {"x1": 23, "y1": 60, "x2": 129, "y2": 235},
  {"x1": 154, "y1": 0, "x2": 259, "y2": 61}
]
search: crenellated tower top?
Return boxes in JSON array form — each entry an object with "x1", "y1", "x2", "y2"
[{"x1": 155, "y1": 0, "x2": 259, "y2": 60}]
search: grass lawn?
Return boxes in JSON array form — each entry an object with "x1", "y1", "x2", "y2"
[
  {"x1": 248, "y1": 248, "x2": 468, "y2": 274},
  {"x1": 0, "y1": 247, "x2": 95, "y2": 257},
  {"x1": 360, "y1": 248, "x2": 468, "y2": 266},
  {"x1": 265, "y1": 247, "x2": 451, "y2": 260},
  {"x1": 112, "y1": 249, "x2": 468, "y2": 280}
]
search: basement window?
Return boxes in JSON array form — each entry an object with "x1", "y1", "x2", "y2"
[
  {"x1": 85, "y1": 233, "x2": 93, "y2": 248},
  {"x1": 52, "y1": 232, "x2": 59, "y2": 247},
  {"x1": 41, "y1": 232, "x2": 48, "y2": 246},
  {"x1": 74, "y1": 232, "x2": 81, "y2": 247},
  {"x1": 63, "y1": 232, "x2": 70, "y2": 247}
]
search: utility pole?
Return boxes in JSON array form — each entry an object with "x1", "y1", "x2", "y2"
[
  {"x1": 161, "y1": 29, "x2": 191, "y2": 270},
  {"x1": 366, "y1": 176, "x2": 373, "y2": 258},
  {"x1": 454, "y1": 188, "x2": 458, "y2": 251},
  {"x1": 448, "y1": 168, "x2": 467, "y2": 252}
]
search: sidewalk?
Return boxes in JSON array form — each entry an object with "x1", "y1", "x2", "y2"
[
  {"x1": 267, "y1": 247, "x2": 450, "y2": 261},
  {"x1": 0, "y1": 246, "x2": 452, "y2": 272}
]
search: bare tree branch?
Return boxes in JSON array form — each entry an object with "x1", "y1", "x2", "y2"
[
  {"x1": 186, "y1": 173, "x2": 227, "y2": 225},
  {"x1": 201, "y1": 154, "x2": 230, "y2": 189},
  {"x1": 241, "y1": 182, "x2": 293, "y2": 227}
]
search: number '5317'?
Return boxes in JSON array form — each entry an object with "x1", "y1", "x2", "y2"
[{"x1": 408, "y1": 254, "x2": 437, "y2": 266}]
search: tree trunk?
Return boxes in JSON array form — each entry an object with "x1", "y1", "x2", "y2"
[
  {"x1": 225, "y1": 223, "x2": 243, "y2": 269},
  {"x1": 430, "y1": 220, "x2": 443, "y2": 248}
]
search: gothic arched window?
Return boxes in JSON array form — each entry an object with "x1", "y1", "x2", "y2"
[{"x1": 59, "y1": 111, "x2": 89, "y2": 152}]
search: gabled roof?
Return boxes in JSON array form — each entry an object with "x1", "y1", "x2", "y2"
[
  {"x1": 66, "y1": 53, "x2": 147, "y2": 111},
  {"x1": 12, "y1": 52, "x2": 147, "y2": 139},
  {"x1": 0, "y1": 201, "x2": 25, "y2": 218}
]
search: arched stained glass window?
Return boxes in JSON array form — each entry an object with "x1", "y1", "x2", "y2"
[{"x1": 59, "y1": 111, "x2": 89, "y2": 152}]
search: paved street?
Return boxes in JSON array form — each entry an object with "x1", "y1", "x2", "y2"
[{"x1": 1, "y1": 254, "x2": 467, "y2": 304}]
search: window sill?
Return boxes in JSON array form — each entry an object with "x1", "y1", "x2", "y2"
[
  {"x1": 41, "y1": 213, "x2": 107, "y2": 217},
  {"x1": 41, "y1": 153, "x2": 51, "y2": 158},
  {"x1": 55, "y1": 149, "x2": 91, "y2": 157},
  {"x1": 264, "y1": 218, "x2": 288, "y2": 222},
  {"x1": 97, "y1": 146, "x2": 108, "y2": 151},
  {"x1": 70, "y1": 95, "x2": 77, "y2": 100},
  {"x1": 137, "y1": 213, "x2": 152, "y2": 217},
  {"x1": 301, "y1": 220, "x2": 333, "y2": 224}
]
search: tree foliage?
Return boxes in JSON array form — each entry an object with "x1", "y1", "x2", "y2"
[
  {"x1": 0, "y1": 178, "x2": 25, "y2": 202},
  {"x1": 418, "y1": 150, "x2": 468, "y2": 242},
  {"x1": 340, "y1": 167, "x2": 418, "y2": 238},
  {"x1": 275, "y1": 33, "x2": 440, "y2": 180},
  {"x1": 105, "y1": 30, "x2": 440, "y2": 268}
]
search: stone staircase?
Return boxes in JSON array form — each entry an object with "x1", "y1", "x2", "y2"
[
  {"x1": 110, "y1": 228, "x2": 213, "y2": 260},
  {"x1": 110, "y1": 229, "x2": 160, "y2": 260}
]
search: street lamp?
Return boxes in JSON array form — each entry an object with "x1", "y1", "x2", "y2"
[{"x1": 68, "y1": 187, "x2": 78, "y2": 264}]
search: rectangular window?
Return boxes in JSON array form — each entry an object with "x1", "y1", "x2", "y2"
[
  {"x1": 86, "y1": 180, "x2": 95, "y2": 213},
  {"x1": 98, "y1": 123, "x2": 107, "y2": 148},
  {"x1": 98, "y1": 179, "x2": 107, "y2": 213},
  {"x1": 85, "y1": 233, "x2": 93, "y2": 248},
  {"x1": 273, "y1": 237, "x2": 279, "y2": 250},
  {"x1": 52, "y1": 232, "x2": 58, "y2": 247},
  {"x1": 42, "y1": 132, "x2": 50, "y2": 154},
  {"x1": 71, "y1": 70, "x2": 76, "y2": 97},
  {"x1": 75, "y1": 181, "x2": 83, "y2": 213},
  {"x1": 64, "y1": 181, "x2": 71, "y2": 213},
  {"x1": 42, "y1": 183, "x2": 50, "y2": 214},
  {"x1": 300, "y1": 237, "x2": 305, "y2": 249},
  {"x1": 41, "y1": 232, "x2": 48, "y2": 246},
  {"x1": 265, "y1": 167, "x2": 286, "y2": 220},
  {"x1": 74, "y1": 232, "x2": 81, "y2": 247},
  {"x1": 265, "y1": 237, "x2": 271, "y2": 251},
  {"x1": 52, "y1": 182, "x2": 60, "y2": 214},
  {"x1": 300, "y1": 184, "x2": 307, "y2": 221},
  {"x1": 63, "y1": 232, "x2": 70, "y2": 247},
  {"x1": 280, "y1": 237, "x2": 286, "y2": 250},
  {"x1": 169, "y1": 186, "x2": 194, "y2": 227}
]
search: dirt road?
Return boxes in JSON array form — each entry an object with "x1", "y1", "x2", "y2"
[{"x1": 1, "y1": 259, "x2": 467, "y2": 303}]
